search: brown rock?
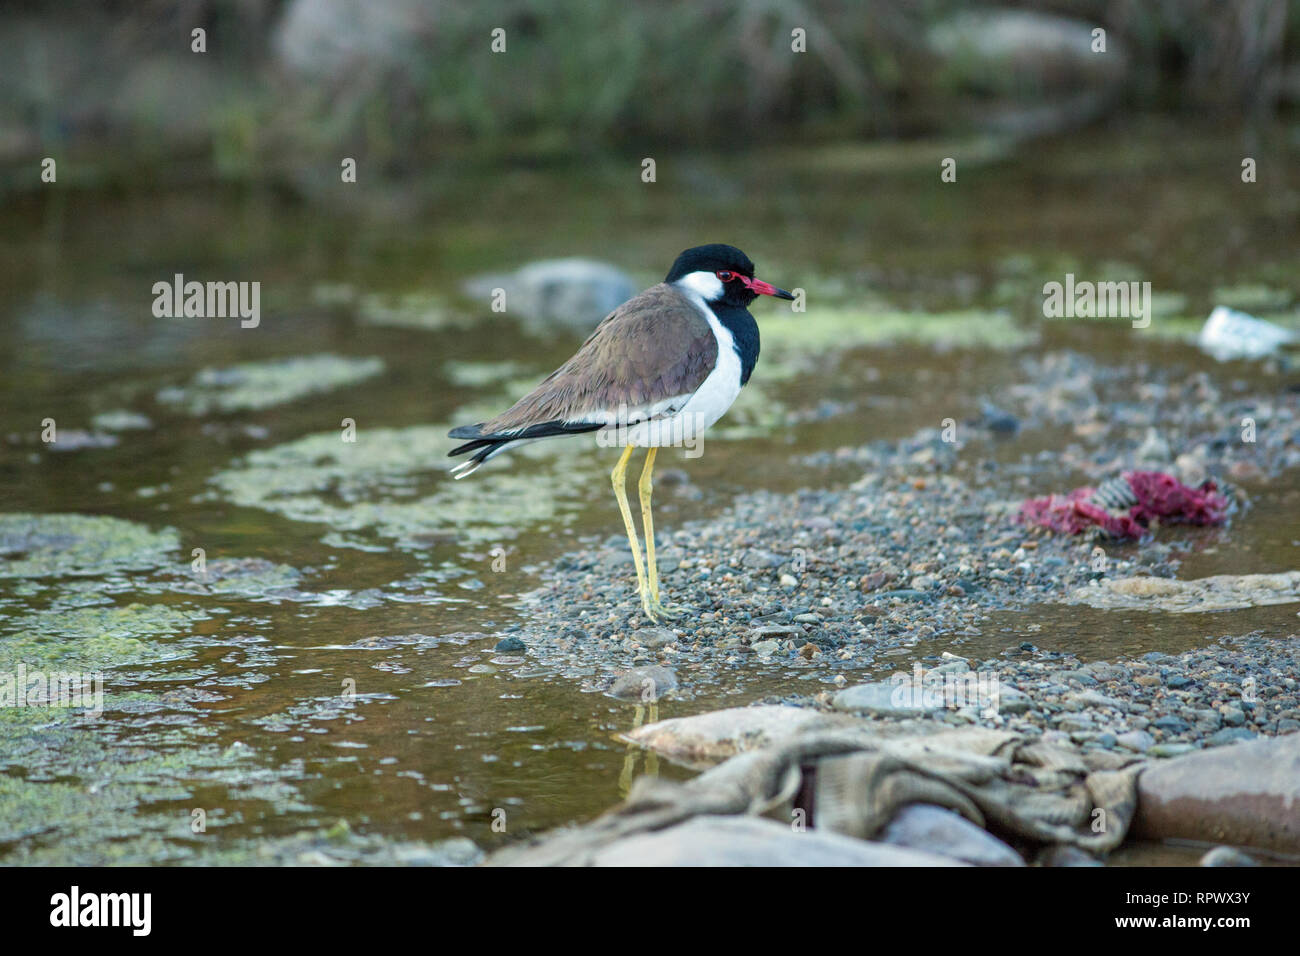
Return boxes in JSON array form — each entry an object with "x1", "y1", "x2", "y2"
[{"x1": 1132, "y1": 733, "x2": 1300, "y2": 854}]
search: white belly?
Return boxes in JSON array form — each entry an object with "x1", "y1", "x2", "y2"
[{"x1": 623, "y1": 295, "x2": 741, "y2": 448}]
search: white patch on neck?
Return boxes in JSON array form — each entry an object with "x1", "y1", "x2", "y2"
[{"x1": 673, "y1": 270, "x2": 725, "y2": 303}]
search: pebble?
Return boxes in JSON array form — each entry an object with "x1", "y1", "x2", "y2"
[
  {"x1": 632, "y1": 627, "x2": 676, "y2": 649},
  {"x1": 832, "y1": 681, "x2": 941, "y2": 717},
  {"x1": 1206, "y1": 727, "x2": 1256, "y2": 747},
  {"x1": 1116, "y1": 730, "x2": 1155, "y2": 753}
]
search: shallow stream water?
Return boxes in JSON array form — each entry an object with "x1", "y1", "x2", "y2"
[{"x1": 1, "y1": 118, "x2": 1297, "y2": 863}]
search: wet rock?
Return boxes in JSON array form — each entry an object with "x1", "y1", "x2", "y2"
[
  {"x1": 1206, "y1": 727, "x2": 1256, "y2": 747},
  {"x1": 1199, "y1": 846, "x2": 1259, "y2": 867},
  {"x1": 607, "y1": 665, "x2": 678, "y2": 702},
  {"x1": 1065, "y1": 690, "x2": 1125, "y2": 711},
  {"x1": 741, "y1": 548, "x2": 784, "y2": 569},
  {"x1": 1055, "y1": 714, "x2": 1094, "y2": 733},
  {"x1": 1133, "y1": 733, "x2": 1300, "y2": 854},
  {"x1": 494, "y1": 636, "x2": 526, "y2": 653},
  {"x1": 463, "y1": 259, "x2": 635, "y2": 333},
  {"x1": 588, "y1": 815, "x2": 967, "y2": 867},
  {"x1": 1116, "y1": 730, "x2": 1155, "y2": 754},
  {"x1": 974, "y1": 401, "x2": 1020, "y2": 434},
  {"x1": 622, "y1": 705, "x2": 839, "y2": 766},
  {"x1": 879, "y1": 804, "x2": 1024, "y2": 866},
  {"x1": 1151, "y1": 715, "x2": 1191, "y2": 735},
  {"x1": 749, "y1": 625, "x2": 802, "y2": 640},
  {"x1": 1148, "y1": 743, "x2": 1196, "y2": 758},
  {"x1": 832, "y1": 680, "x2": 941, "y2": 717},
  {"x1": 994, "y1": 685, "x2": 1032, "y2": 715}
]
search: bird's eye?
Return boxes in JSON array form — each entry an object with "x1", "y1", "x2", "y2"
[{"x1": 716, "y1": 271, "x2": 734, "y2": 281}]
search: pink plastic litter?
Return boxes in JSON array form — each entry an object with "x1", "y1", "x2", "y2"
[{"x1": 1017, "y1": 470, "x2": 1229, "y2": 540}]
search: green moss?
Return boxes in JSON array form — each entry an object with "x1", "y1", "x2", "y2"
[
  {"x1": 0, "y1": 513, "x2": 180, "y2": 579},
  {"x1": 156, "y1": 354, "x2": 384, "y2": 414},
  {"x1": 763, "y1": 308, "x2": 1037, "y2": 356},
  {"x1": 0, "y1": 602, "x2": 207, "y2": 671}
]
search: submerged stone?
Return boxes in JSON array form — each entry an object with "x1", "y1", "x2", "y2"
[{"x1": 607, "y1": 665, "x2": 678, "y2": 702}]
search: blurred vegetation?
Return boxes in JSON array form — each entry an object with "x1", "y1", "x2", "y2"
[{"x1": 1, "y1": 0, "x2": 1297, "y2": 197}]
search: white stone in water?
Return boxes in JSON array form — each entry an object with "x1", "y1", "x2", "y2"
[{"x1": 607, "y1": 665, "x2": 678, "y2": 702}]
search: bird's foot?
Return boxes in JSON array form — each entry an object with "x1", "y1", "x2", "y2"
[{"x1": 641, "y1": 593, "x2": 689, "y2": 623}]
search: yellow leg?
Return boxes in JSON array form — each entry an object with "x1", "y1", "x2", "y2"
[
  {"x1": 611, "y1": 443, "x2": 653, "y2": 619},
  {"x1": 638, "y1": 448, "x2": 686, "y2": 620}
]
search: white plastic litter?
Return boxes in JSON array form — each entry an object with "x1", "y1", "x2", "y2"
[{"x1": 1198, "y1": 305, "x2": 1297, "y2": 361}]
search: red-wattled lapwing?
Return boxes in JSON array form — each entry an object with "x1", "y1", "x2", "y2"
[{"x1": 448, "y1": 244, "x2": 795, "y2": 622}]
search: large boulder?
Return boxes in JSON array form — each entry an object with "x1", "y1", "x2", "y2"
[{"x1": 1132, "y1": 733, "x2": 1300, "y2": 854}]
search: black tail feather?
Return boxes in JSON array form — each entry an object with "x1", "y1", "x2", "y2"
[{"x1": 446, "y1": 420, "x2": 602, "y2": 460}]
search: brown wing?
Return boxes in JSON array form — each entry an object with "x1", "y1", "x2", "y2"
[{"x1": 482, "y1": 283, "x2": 718, "y2": 434}]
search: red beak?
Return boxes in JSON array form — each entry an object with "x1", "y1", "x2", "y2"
[{"x1": 739, "y1": 276, "x2": 796, "y2": 300}]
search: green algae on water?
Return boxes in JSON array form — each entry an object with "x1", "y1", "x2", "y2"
[
  {"x1": 0, "y1": 602, "x2": 208, "y2": 671},
  {"x1": 156, "y1": 353, "x2": 385, "y2": 414},
  {"x1": 763, "y1": 308, "x2": 1037, "y2": 357},
  {"x1": 0, "y1": 513, "x2": 180, "y2": 579},
  {"x1": 210, "y1": 425, "x2": 592, "y2": 549}
]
